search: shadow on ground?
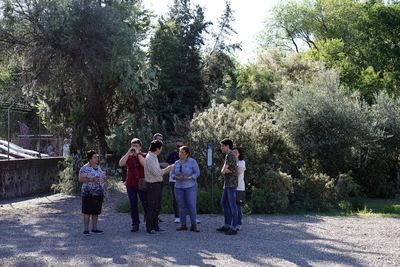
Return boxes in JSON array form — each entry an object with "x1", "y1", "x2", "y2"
[{"x1": 0, "y1": 193, "x2": 385, "y2": 266}]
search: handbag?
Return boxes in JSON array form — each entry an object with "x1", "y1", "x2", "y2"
[{"x1": 236, "y1": 191, "x2": 246, "y2": 206}]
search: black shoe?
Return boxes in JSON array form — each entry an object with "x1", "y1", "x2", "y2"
[
  {"x1": 216, "y1": 226, "x2": 230, "y2": 232},
  {"x1": 190, "y1": 225, "x2": 200, "y2": 232},
  {"x1": 91, "y1": 229, "x2": 104, "y2": 234},
  {"x1": 225, "y1": 228, "x2": 238, "y2": 235},
  {"x1": 146, "y1": 230, "x2": 157, "y2": 234},
  {"x1": 83, "y1": 230, "x2": 90, "y2": 235},
  {"x1": 176, "y1": 225, "x2": 188, "y2": 231},
  {"x1": 158, "y1": 217, "x2": 164, "y2": 223},
  {"x1": 131, "y1": 225, "x2": 139, "y2": 232},
  {"x1": 155, "y1": 228, "x2": 166, "y2": 233}
]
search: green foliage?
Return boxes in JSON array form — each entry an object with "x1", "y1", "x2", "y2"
[
  {"x1": 293, "y1": 172, "x2": 336, "y2": 212},
  {"x1": 149, "y1": 0, "x2": 210, "y2": 131},
  {"x1": 52, "y1": 156, "x2": 83, "y2": 195},
  {"x1": 276, "y1": 69, "x2": 383, "y2": 177},
  {"x1": 189, "y1": 102, "x2": 247, "y2": 186},
  {"x1": 218, "y1": 50, "x2": 328, "y2": 106},
  {"x1": 264, "y1": 0, "x2": 400, "y2": 101},
  {"x1": 197, "y1": 187, "x2": 223, "y2": 214},
  {"x1": 250, "y1": 170, "x2": 292, "y2": 213},
  {"x1": 0, "y1": 0, "x2": 153, "y2": 154}
]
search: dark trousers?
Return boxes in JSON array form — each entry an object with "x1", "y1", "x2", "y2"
[
  {"x1": 146, "y1": 182, "x2": 162, "y2": 232},
  {"x1": 126, "y1": 186, "x2": 147, "y2": 226},
  {"x1": 169, "y1": 182, "x2": 179, "y2": 218}
]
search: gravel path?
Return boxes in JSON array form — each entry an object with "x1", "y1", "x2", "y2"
[{"x1": 1, "y1": 191, "x2": 399, "y2": 267}]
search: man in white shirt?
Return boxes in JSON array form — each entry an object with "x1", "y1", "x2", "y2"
[{"x1": 144, "y1": 140, "x2": 171, "y2": 234}]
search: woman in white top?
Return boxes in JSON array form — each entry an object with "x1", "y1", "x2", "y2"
[{"x1": 232, "y1": 147, "x2": 246, "y2": 230}]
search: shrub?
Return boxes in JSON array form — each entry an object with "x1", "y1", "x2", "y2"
[
  {"x1": 116, "y1": 186, "x2": 222, "y2": 214},
  {"x1": 197, "y1": 187, "x2": 223, "y2": 214},
  {"x1": 335, "y1": 172, "x2": 364, "y2": 212},
  {"x1": 293, "y1": 172, "x2": 336, "y2": 212},
  {"x1": 52, "y1": 155, "x2": 82, "y2": 195},
  {"x1": 250, "y1": 170, "x2": 292, "y2": 213},
  {"x1": 276, "y1": 69, "x2": 381, "y2": 178}
]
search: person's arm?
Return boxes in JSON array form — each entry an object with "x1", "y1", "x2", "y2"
[
  {"x1": 160, "y1": 162, "x2": 169, "y2": 168},
  {"x1": 137, "y1": 153, "x2": 145, "y2": 167},
  {"x1": 221, "y1": 163, "x2": 231, "y2": 175},
  {"x1": 162, "y1": 165, "x2": 172, "y2": 174},
  {"x1": 170, "y1": 165, "x2": 176, "y2": 180},
  {"x1": 187, "y1": 159, "x2": 200, "y2": 180},
  {"x1": 79, "y1": 171, "x2": 99, "y2": 183},
  {"x1": 119, "y1": 148, "x2": 134, "y2": 167},
  {"x1": 237, "y1": 166, "x2": 245, "y2": 176}
]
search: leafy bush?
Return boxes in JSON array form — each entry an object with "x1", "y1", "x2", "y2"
[
  {"x1": 293, "y1": 172, "x2": 336, "y2": 212},
  {"x1": 250, "y1": 170, "x2": 292, "y2": 213},
  {"x1": 197, "y1": 187, "x2": 223, "y2": 214},
  {"x1": 276, "y1": 69, "x2": 383, "y2": 177},
  {"x1": 335, "y1": 172, "x2": 364, "y2": 212},
  {"x1": 52, "y1": 156, "x2": 82, "y2": 195}
]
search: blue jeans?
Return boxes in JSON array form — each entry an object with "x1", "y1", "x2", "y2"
[
  {"x1": 221, "y1": 187, "x2": 238, "y2": 228},
  {"x1": 238, "y1": 205, "x2": 242, "y2": 226},
  {"x1": 126, "y1": 186, "x2": 147, "y2": 226},
  {"x1": 175, "y1": 185, "x2": 197, "y2": 225}
]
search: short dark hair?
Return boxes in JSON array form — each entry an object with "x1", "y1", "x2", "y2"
[
  {"x1": 149, "y1": 140, "x2": 163, "y2": 152},
  {"x1": 220, "y1": 138, "x2": 233, "y2": 149},
  {"x1": 153, "y1": 133, "x2": 163, "y2": 140},
  {"x1": 233, "y1": 147, "x2": 244, "y2": 160},
  {"x1": 179, "y1": 146, "x2": 190, "y2": 156},
  {"x1": 86, "y1": 150, "x2": 97, "y2": 161},
  {"x1": 131, "y1": 138, "x2": 142, "y2": 146}
]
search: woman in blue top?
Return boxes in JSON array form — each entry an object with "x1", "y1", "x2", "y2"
[{"x1": 171, "y1": 146, "x2": 201, "y2": 232}]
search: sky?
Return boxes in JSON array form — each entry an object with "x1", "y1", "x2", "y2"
[{"x1": 143, "y1": 0, "x2": 282, "y2": 63}]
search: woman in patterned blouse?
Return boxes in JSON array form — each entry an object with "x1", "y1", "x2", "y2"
[{"x1": 79, "y1": 150, "x2": 107, "y2": 235}]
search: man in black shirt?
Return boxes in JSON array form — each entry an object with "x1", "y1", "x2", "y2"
[{"x1": 166, "y1": 138, "x2": 184, "y2": 223}]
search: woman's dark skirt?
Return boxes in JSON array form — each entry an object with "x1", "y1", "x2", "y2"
[{"x1": 82, "y1": 194, "x2": 104, "y2": 215}]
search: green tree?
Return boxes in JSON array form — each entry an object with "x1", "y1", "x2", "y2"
[
  {"x1": 149, "y1": 0, "x2": 210, "y2": 132},
  {"x1": 0, "y1": 0, "x2": 152, "y2": 155},
  {"x1": 262, "y1": 0, "x2": 400, "y2": 102}
]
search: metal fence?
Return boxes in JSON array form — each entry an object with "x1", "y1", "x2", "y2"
[{"x1": 0, "y1": 106, "x2": 65, "y2": 158}]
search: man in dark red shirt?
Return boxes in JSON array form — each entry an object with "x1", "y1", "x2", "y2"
[{"x1": 119, "y1": 138, "x2": 147, "y2": 232}]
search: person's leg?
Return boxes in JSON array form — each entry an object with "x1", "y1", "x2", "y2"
[
  {"x1": 186, "y1": 185, "x2": 197, "y2": 225},
  {"x1": 222, "y1": 188, "x2": 232, "y2": 227},
  {"x1": 154, "y1": 182, "x2": 162, "y2": 230},
  {"x1": 226, "y1": 187, "x2": 238, "y2": 229},
  {"x1": 170, "y1": 182, "x2": 179, "y2": 219},
  {"x1": 127, "y1": 186, "x2": 140, "y2": 227},
  {"x1": 92, "y1": 215, "x2": 98, "y2": 230},
  {"x1": 175, "y1": 187, "x2": 187, "y2": 228},
  {"x1": 217, "y1": 188, "x2": 231, "y2": 231},
  {"x1": 138, "y1": 189, "x2": 148, "y2": 223},
  {"x1": 237, "y1": 205, "x2": 242, "y2": 228},
  {"x1": 146, "y1": 183, "x2": 157, "y2": 232},
  {"x1": 83, "y1": 214, "x2": 90, "y2": 232}
]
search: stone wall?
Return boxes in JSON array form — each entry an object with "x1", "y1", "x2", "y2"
[{"x1": 0, "y1": 157, "x2": 64, "y2": 199}]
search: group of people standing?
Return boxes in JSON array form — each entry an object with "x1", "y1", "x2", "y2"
[{"x1": 78, "y1": 134, "x2": 245, "y2": 236}]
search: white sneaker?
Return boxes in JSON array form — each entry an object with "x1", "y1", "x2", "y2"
[
  {"x1": 237, "y1": 225, "x2": 242, "y2": 231},
  {"x1": 196, "y1": 219, "x2": 201, "y2": 224},
  {"x1": 174, "y1": 218, "x2": 180, "y2": 223}
]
